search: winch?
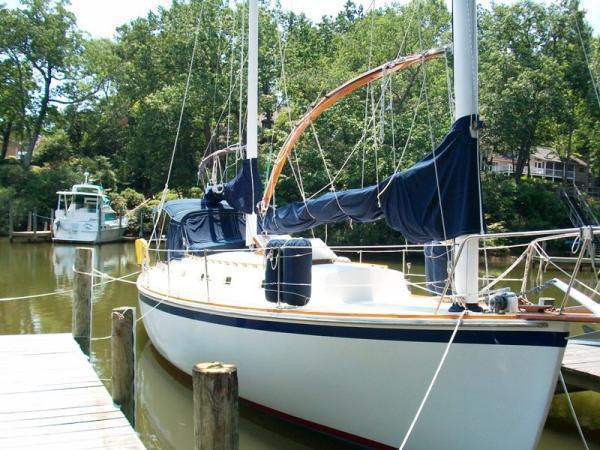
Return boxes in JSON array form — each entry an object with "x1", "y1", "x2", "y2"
[{"x1": 487, "y1": 291, "x2": 519, "y2": 314}]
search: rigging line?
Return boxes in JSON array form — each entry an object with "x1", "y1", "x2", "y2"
[
  {"x1": 466, "y1": 0, "x2": 485, "y2": 237},
  {"x1": 225, "y1": 7, "x2": 239, "y2": 175},
  {"x1": 444, "y1": 50, "x2": 454, "y2": 127},
  {"x1": 361, "y1": 0, "x2": 376, "y2": 188},
  {"x1": 558, "y1": 371, "x2": 590, "y2": 450},
  {"x1": 389, "y1": 75, "x2": 397, "y2": 168},
  {"x1": 311, "y1": 123, "x2": 349, "y2": 215},
  {"x1": 395, "y1": 2, "x2": 415, "y2": 59},
  {"x1": 361, "y1": 86, "x2": 370, "y2": 188},
  {"x1": 150, "y1": 1, "x2": 205, "y2": 244},
  {"x1": 211, "y1": 6, "x2": 226, "y2": 130},
  {"x1": 306, "y1": 74, "x2": 395, "y2": 201},
  {"x1": 575, "y1": 16, "x2": 600, "y2": 110},
  {"x1": 164, "y1": 4, "x2": 204, "y2": 191},
  {"x1": 238, "y1": 0, "x2": 246, "y2": 171},
  {"x1": 378, "y1": 64, "x2": 427, "y2": 198},
  {"x1": 418, "y1": 18, "x2": 448, "y2": 241},
  {"x1": 274, "y1": 5, "x2": 313, "y2": 218},
  {"x1": 202, "y1": 47, "x2": 246, "y2": 162}
]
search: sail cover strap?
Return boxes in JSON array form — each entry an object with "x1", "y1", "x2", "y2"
[{"x1": 261, "y1": 115, "x2": 484, "y2": 243}]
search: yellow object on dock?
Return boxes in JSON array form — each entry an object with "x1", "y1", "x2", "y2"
[
  {"x1": 135, "y1": 238, "x2": 149, "y2": 265},
  {"x1": 0, "y1": 333, "x2": 145, "y2": 449}
]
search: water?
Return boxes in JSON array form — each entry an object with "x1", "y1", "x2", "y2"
[{"x1": 0, "y1": 238, "x2": 598, "y2": 449}]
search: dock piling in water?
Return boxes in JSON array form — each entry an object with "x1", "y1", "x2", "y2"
[
  {"x1": 8, "y1": 199, "x2": 13, "y2": 241},
  {"x1": 111, "y1": 306, "x2": 136, "y2": 427},
  {"x1": 193, "y1": 362, "x2": 239, "y2": 450},
  {"x1": 73, "y1": 247, "x2": 93, "y2": 356}
]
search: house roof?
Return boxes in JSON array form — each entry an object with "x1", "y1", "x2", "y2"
[
  {"x1": 491, "y1": 154, "x2": 512, "y2": 164},
  {"x1": 532, "y1": 146, "x2": 587, "y2": 167}
]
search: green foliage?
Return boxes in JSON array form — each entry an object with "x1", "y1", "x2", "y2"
[
  {"x1": 33, "y1": 129, "x2": 73, "y2": 165},
  {"x1": 0, "y1": 0, "x2": 597, "y2": 240},
  {"x1": 483, "y1": 175, "x2": 570, "y2": 231}
]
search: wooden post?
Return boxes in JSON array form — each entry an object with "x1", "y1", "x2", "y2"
[
  {"x1": 193, "y1": 362, "x2": 239, "y2": 450},
  {"x1": 111, "y1": 307, "x2": 136, "y2": 427},
  {"x1": 8, "y1": 200, "x2": 13, "y2": 242},
  {"x1": 33, "y1": 207, "x2": 37, "y2": 240},
  {"x1": 27, "y1": 211, "x2": 32, "y2": 231},
  {"x1": 72, "y1": 247, "x2": 92, "y2": 356}
]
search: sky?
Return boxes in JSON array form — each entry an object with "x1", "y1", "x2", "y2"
[{"x1": 2, "y1": 0, "x2": 600, "y2": 39}]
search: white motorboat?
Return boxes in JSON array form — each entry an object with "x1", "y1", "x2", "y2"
[
  {"x1": 137, "y1": 1, "x2": 599, "y2": 449},
  {"x1": 52, "y1": 173, "x2": 128, "y2": 244}
]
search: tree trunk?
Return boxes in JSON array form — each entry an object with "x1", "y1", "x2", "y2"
[
  {"x1": 22, "y1": 68, "x2": 52, "y2": 168},
  {"x1": 1, "y1": 121, "x2": 12, "y2": 159},
  {"x1": 514, "y1": 146, "x2": 529, "y2": 184}
]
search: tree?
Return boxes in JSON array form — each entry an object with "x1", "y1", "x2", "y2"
[{"x1": 0, "y1": 0, "x2": 83, "y2": 167}]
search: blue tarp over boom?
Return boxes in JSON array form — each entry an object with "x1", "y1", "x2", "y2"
[{"x1": 205, "y1": 115, "x2": 484, "y2": 244}]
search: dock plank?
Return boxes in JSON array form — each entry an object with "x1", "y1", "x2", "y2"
[
  {"x1": 562, "y1": 342, "x2": 600, "y2": 393},
  {"x1": 0, "y1": 333, "x2": 144, "y2": 449}
]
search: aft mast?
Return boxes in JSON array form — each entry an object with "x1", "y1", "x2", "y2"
[
  {"x1": 453, "y1": 0, "x2": 480, "y2": 307},
  {"x1": 245, "y1": 0, "x2": 258, "y2": 245}
]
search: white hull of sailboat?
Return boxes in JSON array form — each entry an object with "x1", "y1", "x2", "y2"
[{"x1": 139, "y1": 287, "x2": 568, "y2": 450}]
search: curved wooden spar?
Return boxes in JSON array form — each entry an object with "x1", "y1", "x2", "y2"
[{"x1": 259, "y1": 47, "x2": 447, "y2": 213}]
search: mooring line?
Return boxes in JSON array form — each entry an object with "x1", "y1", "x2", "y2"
[{"x1": 399, "y1": 310, "x2": 466, "y2": 450}]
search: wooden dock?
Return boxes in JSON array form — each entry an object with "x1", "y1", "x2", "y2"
[
  {"x1": 0, "y1": 334, "x2": 145, "y2": 450},
  {"x1": 9, "y1": 230, "x2": 52, "y2": 242},
  {"x1": 562, "y1": 341, "x2": 600, "y2": 393}
]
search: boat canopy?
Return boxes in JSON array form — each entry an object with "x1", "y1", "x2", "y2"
[
  {"x1": 205, "y1": 115, "x2": 484, "y2": 244},
  {"x1": 163, "y1": 199, "x2": 248, "y2": 257}
]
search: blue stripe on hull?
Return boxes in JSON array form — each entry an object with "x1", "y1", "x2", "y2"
[{"x1": 139, "y1": 293, "x2": 568, "y2": 347}]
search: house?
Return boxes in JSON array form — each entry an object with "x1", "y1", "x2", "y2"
[
  {"x1": 0, "y1": 139, "x2": 25, "y2": 159},
  {"x1": 490, "y1": 146, "x2": 590, "y2": 189}
]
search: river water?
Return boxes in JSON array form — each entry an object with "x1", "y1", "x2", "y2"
[{"x1": 0, "y1": 238, "x2": 598, "y2": 449}]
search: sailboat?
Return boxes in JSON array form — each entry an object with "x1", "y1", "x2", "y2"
[
  {"x1": 52, "y1": 172, "x2": 128, "y2": 244},
  {"x1": 136, "y1": 1, "x2": 599, "y2": 448}
]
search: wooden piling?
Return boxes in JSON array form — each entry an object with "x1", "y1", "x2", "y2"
[
  {"x1": 193, "y1": 362, "x2": 239, "y2": 450},
  {"x1": 8, "y1": 200, "x2": 13, "y2": 242},
  {"x1": 111, "y1": 306, "x2": 136, "y2": 427},
  {"x1": 139, "y1": 210, "x2": 144, "y2": 237},
  {"x1": 33, "y1": 207, "x2": 37, "y2": 240},
  {"x1": 72, "y1": 247, "x2": 92, "y2": 356}
]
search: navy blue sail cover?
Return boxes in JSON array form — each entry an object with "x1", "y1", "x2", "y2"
[
  {"x1": 202, "y1": 116, "x2": 483, "y2": 244},
  {"x1": 261, "y1": 115, "x2": 484, "y2": 243},
  {"x1": 205, "y1": 158, "x2": 262, "y2": 214}
]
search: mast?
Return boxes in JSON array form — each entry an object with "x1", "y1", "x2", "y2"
[
  {"x1": 245, "y1": 0, "x2": 258, "y2": 245},
  {"x1": 453, "y1": 0, "x2": 480, "y2": 306}
]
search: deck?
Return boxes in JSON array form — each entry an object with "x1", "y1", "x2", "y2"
[
  {"x1": 9, "y1": 230, "x2": 52, "y2": 242},
  {"x1": 0, "y1": 334, "x2": 145, "y2": 450},
  {"x1": 562, "y1": 342, "x2": 600, "y2": 393}
]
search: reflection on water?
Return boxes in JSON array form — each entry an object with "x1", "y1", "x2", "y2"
[
  {"x1": 137, "y1": 343, "x2": 356, "y2": 450},
  {"x1": 0, "y1": 238, "x2": 598, "y2": 449}
]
